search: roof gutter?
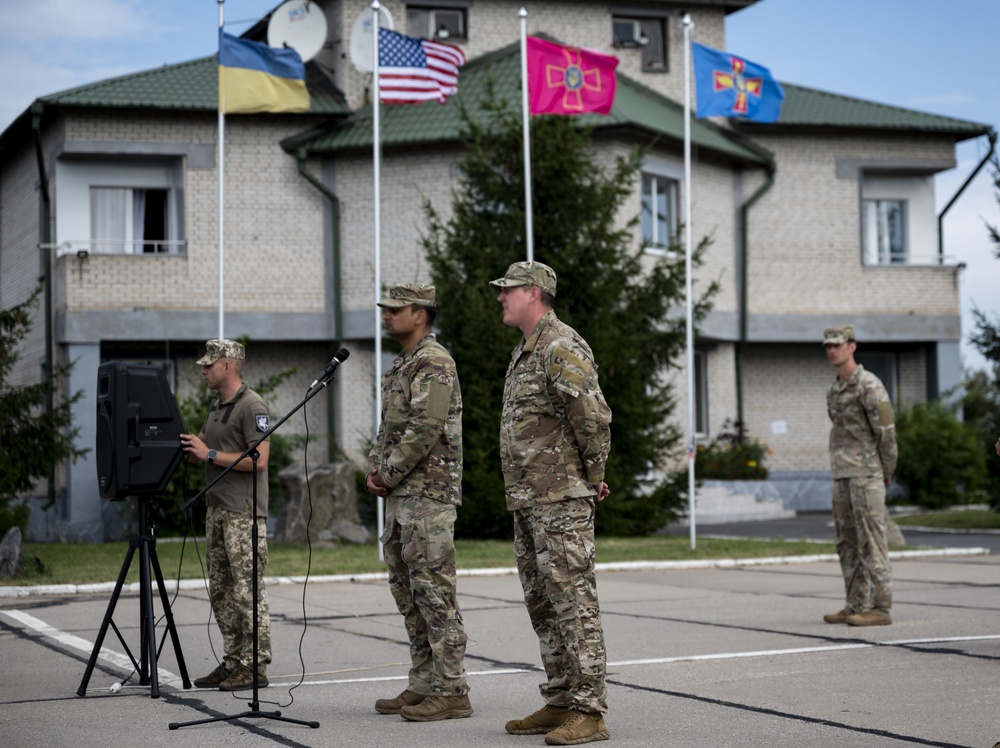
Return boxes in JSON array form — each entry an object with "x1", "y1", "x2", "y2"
[
  {"x1": 736, "y1": 161, "x2": 776, "y2": 439},
  {"x1": 294, "y1": 147, "x2": 344, "y2": 462},
  {"x1": 937, "y1": 130, "x2": 997, "y2": 259},
  {"x1": 31, "y1": 101, "x2": 56, "y2": 508}
]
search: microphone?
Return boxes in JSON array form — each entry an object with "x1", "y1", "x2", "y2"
[{"x1": 309, "y1": 347, "x2": 350, "y2": 389}]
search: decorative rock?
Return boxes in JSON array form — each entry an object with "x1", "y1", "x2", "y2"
[
  {"x1": 0, "y1": 526, "x2": 24, "y2": 579},
  {"x1": 275, "y1": 463, "x2": 371, "y2": 545}
]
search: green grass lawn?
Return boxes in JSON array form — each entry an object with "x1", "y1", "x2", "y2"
[
  {"x1": 894, "y1": 509, "x2": 1000, "y2": 530},
  {"x1": 6, "y1": 535, "x2": 839, "y2": 587}
]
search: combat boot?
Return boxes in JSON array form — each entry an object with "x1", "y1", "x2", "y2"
[
  {"x1": 823, "y1": 609, "x2": 849, "y2": 624},
  {"x1": 375, "y1": 689, "x2": 426, "y2": 714},
  {"x1": 846, "y1": 610, "x2": 892, "y2": 627},
  {"x1": 400, "y1": 694, "x2": 473, "y2": 721},
  {"x1": 193, "y1": 663, "x2": 229, "y2": 688},
  {"x1": 505, "y1": 705, "x2": 573, "y2": 735},
  {"x1": 544, "y1": 711, "x2": 610, "y2": 745},
  {"x1": 218, "y1": 665, "x2": 268, "y2": 690}
]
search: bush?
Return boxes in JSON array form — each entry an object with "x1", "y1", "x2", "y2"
[
  {"x1": 695, "y1": 420, "x2": 770, "y2": 480},
  {"x1": 894, "y1": 399, "x2": 987, "y2": 509}
]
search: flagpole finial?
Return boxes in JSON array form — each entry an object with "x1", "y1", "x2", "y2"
[
  {"x1": 518, "y1": 7, "x2": 527, "y2": 18},
  {"x1": 681, "y1": 13, "x2": 692, "y2": 29},
  {"x1": 372, "y1": 1, "x2": 380, "y2": 10}
]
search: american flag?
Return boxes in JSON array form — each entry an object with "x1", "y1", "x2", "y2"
[{"x1": 378, "y1": 27, "x2": 466, "y2": 105}]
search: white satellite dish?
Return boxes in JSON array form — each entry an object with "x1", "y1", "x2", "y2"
[
  {"x1": 267, "y1": 0, "x2": 329, "y2": 63},
  {"x1": 348, "y1": 5, "x2": 394, "y2": 73}
]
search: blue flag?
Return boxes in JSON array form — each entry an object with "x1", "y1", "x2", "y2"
[
  {"x1": 219, "y1": 31, "x2": 310, "y2": 114},
  {"x1": 691, "y1": 42, "x2": 784, "y2": 123}
]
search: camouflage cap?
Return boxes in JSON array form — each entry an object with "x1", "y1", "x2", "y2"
[
  {"x1": 196, "y1": 339, "x2": 245, "y2": 365},
  {"x1": 823, "y1": 324, "x2": 855, "y2": 345},
  {"x1": 377, "y1": 283, "x2": 436, "y2": 309},
  {"x1": 489, "y1": 261, "x2": 558, "y2": 296}
]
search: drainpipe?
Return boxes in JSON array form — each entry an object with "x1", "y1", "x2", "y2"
[
  {"x1": 31, "y1": 101, "x2": 56, "y2": 507},
  {"x1": 937, "y1": 130, "x2": 997, "y2": 260},
  {"x1": 295, "y1": 148, "x2": 343, "y2": 461},
  {"x1": 735, "y1": 162, "x2": 775, "y2": 440}
]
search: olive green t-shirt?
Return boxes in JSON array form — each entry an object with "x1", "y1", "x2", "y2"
[{"x1": 202, "y1": 384, "x2": 270, "y2": 517}]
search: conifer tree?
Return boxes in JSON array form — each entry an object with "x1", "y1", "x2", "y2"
[
  {"x1": 0, "y1": 288, "x2": 86, "y2": 534},
  {"x1": 423, "y1": 92, "x2": 717, "y2": 537}
]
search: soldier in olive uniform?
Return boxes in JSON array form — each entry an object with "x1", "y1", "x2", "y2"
[
  {"x1": 822, "y1": 324, "x2": 897, "y2": 627},
  {"x1": 181, "y1": 339, "x2": 272, "y2": 690},
  {"x1": 367, "y1": 283, "x2": 472, "y2": 722},
  {"x1": 491, "y1": 261, "x2": 612, "y2": 746}
]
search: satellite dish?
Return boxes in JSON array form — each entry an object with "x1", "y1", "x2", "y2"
[
  {"x1": 267, "y1": 0, "x2": 329, "y2": 63},
  {"x1": 348, "y1": 5, "x2": 394, "y2": 73}
]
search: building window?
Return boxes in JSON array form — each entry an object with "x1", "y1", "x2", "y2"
[
  {"x1": 641, "y1": 173, "x2": 679, "y2": 253},
  {"x1": 91, "y1": 187, "x2": 174, "y2": 254},
  {"x1": 612, "y1": 16, "x2": 666, "y2": 71},
  {"x1": 407, "y1": 5, "x2": 466, "y2": 41},
  {"x1": 694, "y1": 349, "x2": 709, "y2": 437},
  {"x1": 862, "y1": 198, "x2": 906, "y2": 265}
]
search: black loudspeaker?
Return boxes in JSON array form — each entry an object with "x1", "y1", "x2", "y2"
[{"x1": 96, "y1": 362, "x2": 185, "y2": 500}]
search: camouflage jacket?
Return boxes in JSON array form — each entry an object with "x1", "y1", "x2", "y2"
[
  {"x1": 827, "y1": 364, "x2": 897, "y2": 480},
  {"x1": 500, "y1": 310, "x2": 612, "y2": 511},
  {"x1": 368, "y1": 334, "x2": 463, "y2": 505}
]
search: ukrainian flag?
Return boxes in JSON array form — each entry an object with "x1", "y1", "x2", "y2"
[{"x1": 219, "y1": 31, "x2": 310, "y2": 114}]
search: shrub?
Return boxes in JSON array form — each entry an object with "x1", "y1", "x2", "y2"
[
  {"x1": 894, "y1": 399, "x2": 987, "y2": 509},
  {"x1": 695, "y1": 420, "x2": 770, "y2": 480}
]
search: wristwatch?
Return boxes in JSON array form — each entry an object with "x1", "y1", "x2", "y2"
[{"x1": 206, "y1": 449, "x2": 218, "y2": 465}]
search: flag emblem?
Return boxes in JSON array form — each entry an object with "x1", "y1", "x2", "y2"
[
  {"x1": 691, "y1": 42, "x2": 784, "y2": 123},
  {"x1": 378, "y1": 27, "x2": 465, "y2": 105},
  {"x1": 526, "y1": 36, "x2": 618, "y2": 116}
]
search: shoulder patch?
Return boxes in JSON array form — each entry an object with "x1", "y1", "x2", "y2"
[
  {"x1": 255, "y1": 414, "x2": 270, "y2": 432},
  {"x1": 876, "y1": 401, "x2": 894, "y2": 427},
  {"x1": 426, "y1": 382, "x2": 451, "y2": 421}
]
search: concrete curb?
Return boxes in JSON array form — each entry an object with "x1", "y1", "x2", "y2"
[{"x1": 0, "y1": 546, "x2": 988, "y2": 598}]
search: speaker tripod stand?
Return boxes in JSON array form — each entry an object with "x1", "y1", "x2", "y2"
[{"x1": 78, "y1": 494, "x2": 191, "y2": 697}]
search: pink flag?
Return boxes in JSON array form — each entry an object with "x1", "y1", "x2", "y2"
[{"x1": 526, "y1": 36, "x2": 618, "y2": 115}]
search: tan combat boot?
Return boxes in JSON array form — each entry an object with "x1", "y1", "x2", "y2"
[
  {"x1": 375, "y1": 689, "x2": 426, "y2": 714},
  {"x1": 544, "y1": 711, "x2": 610, "y2": 745},
  {"x1": 823, "y1": 609, "x2": 849, "y2": 624},
  {"x1": 846, "y1": 610, "x2": 892, "y2": 627},
  {"x1": 399, "y1": 694, "x2": 473, "y2": 721},
  {"x1": 505, "y1": 705, "x2": 573, "y2": 735}
]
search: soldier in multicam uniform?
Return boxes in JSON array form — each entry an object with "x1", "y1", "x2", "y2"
[
  {"x1": 366, "y1": 283, "x2": 473, "y2": 722},
  {"x1": 490, "y1": 261, "x2": 612, "y2": 746},
  {"x1": 822, "y1": 324, "x2": 898, "y2": 627},
  {"x1": 181, "y1": 339, "x2": 273, "y2": 690}
]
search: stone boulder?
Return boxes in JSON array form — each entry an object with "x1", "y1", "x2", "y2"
[
  {"x1": 275, "y1": 463, "x2": 371, "y2": 545},
  {"x1": 0, "y1": 526, "x2": 23, "y2": 579}
]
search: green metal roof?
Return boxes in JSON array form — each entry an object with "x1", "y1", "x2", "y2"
[
  {"x1": 283, "y1": 41, "x2": 770, "y2": 165},
  {"x1": 747, "y1": 82, "x2": 992, "y2": 136},
  {"x1": 37, "y1": 55, "x2": 350, "y2": 116}
]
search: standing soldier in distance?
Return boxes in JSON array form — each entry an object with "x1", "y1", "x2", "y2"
[
  {"x1": 822, "y1": 324, "x2": 897, "y2": 627},
  {"x1": 366, "y1": 283, "x2": 472, "y2": 722},
  {"x1": 491, "y1": 261, "x2": 612, "y2": 746}
]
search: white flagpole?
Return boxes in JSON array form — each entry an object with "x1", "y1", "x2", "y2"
[
  {"x1": 372, "y1": 1, "x2": 385, "y2": 557},
  {"x1": 519, "y1": 7, "x2": 534, "y2": 262},
  {"x1": 682, "y1": 13, "x2": 697, "y2": 550},
  {"x1": 217, "y1": 0, "x2": 225, "y2": 338}
]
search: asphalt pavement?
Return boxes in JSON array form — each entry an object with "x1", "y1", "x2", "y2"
[{"x1": 1, "y1": 515, "x2": 999, "y2": 748}]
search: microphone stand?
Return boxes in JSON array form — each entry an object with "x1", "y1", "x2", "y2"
[{"x1": 169, "y1": 367, "x2": 342, "y2": 731}]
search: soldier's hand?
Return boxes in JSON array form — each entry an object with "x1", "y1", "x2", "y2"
[
  {"x1": 595, "y1": 481, "x2": 610, "y2": 502},
  {"x1": 995, "y1": 437, "x2": 1000, "y2": 458},
  {"x1": 365, "y1": 467, "x2": 390, "y2": 497}
]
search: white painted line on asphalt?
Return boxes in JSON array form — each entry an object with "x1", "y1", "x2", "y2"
[
  {"x1": 0, "y1": 608, "x2": 181, "y2": 688},
  {"x1": 610, "y1": 643, "x2": 873, "y2": 667}
]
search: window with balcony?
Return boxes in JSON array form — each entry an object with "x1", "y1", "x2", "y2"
[
  {"x1": 612, "y1": 15, "x2": 666, "y2": 71},
  {"x1": 407, "y1": 4, "x2": 467, "y2": 41},
  {"x1": 862, "y1": 198, "x2": 906, "y2": 265},
  {"x1": 641, "y1": 172, "x2": 679, "y2": 254},
  {"x1": 91, "y1": 187, "x2": 171, "y2": 254}
]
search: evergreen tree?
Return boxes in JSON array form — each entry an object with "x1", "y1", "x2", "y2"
[
  {"x1": 0, "y1": 288, "x2": 86, "y2": 534},
  {"x1": 423, "y1": 90, "x2": 717, "y2": 537}
]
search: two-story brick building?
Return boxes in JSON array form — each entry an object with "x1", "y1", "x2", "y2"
[{"x1": 0, "y1": 0, "x2": 992, "y2": 540}]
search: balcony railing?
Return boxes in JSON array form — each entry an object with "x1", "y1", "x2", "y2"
[{"x1": 50, "y1": 240, "x2": 187, "y2": 258}]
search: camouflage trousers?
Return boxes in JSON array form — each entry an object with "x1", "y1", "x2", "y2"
[
  {"x1": 381, "y1": 498, "x2": 469, "y2": 696},
  {"x1": 513, "y1": 496, "x2": 608, "y2": 714},
  {"x1": 832, "y1": 478, "x2": 892, "y2": 614},
  {"x1": 205, "y1": 506, "x2": 271, "y2": 673}
]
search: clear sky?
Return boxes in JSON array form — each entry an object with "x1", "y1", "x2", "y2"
[{"x1": 2, "y1": 0, "x2": 996, "y2": 371}]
